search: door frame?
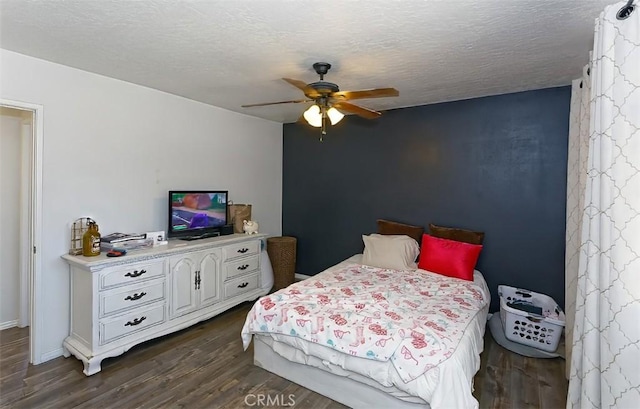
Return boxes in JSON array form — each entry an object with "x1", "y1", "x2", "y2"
[
  {"x1": 18, "y1": 114, "x2": 32, "y2": 328},
  {"x1": 1, "y1": 98, "x2": 44, "y2": 364}
]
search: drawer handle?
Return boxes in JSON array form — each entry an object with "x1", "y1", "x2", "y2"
[
  {"x1": 124, "y1": 269, "x2": 147, "y2": 278},
  {"x1": 237, "y1": 264, "x2": 250, "y2": 271},
  {"x1": 237, "y1": 248, "x2": 249, "y2": 254},
  {"x1": 124, "y1": 316, "x2": 147, "y2": 327},
  {"x1": 237, "y1": 282, "x2": 249, "y2": 288},
  {"x1": 124, "y1": 292, "x2": 147, "y2": 301}
]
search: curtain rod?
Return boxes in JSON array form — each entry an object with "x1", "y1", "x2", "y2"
[{"x1": 617, "y1": 0, "x2": 635, "y2": 20}]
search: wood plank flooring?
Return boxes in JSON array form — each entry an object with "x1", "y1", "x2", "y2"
[
  {"x1": 0, "y1": 304, "x2": 567, "y2": 408},
  {"x1": 473, "y1": 320, "x2": 567, "y2": 409}
]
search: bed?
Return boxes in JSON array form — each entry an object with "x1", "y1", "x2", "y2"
[{"x1": 241, "y1": 247, "x2": 491, "y2": 409}]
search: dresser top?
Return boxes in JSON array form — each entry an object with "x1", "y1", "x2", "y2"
[{"x1": 62, "y1": 233, "x2": 266, "y2": 270}]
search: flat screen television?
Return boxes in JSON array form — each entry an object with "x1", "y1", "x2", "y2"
[{"x1": 168, "y1": 190, "x2": 228, "y2": 239}]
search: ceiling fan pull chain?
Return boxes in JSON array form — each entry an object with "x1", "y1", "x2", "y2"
[{"x1": 320, "y1": 112, "x2": 327, "y2": 141}]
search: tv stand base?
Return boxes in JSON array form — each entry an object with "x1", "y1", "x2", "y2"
[{"x1": 180, "y1": 232, "x2": 221, "y2": 241}]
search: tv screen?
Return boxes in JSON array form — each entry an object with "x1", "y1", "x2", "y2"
[{"x1": 168, "y1": 190, "x2": 228, "y2": 238}]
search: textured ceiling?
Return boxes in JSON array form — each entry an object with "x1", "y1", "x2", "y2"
[{"x1": 0, "y1": 0, "x2": 617, "y2": 123}]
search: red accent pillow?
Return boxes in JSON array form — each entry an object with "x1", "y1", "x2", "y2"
[{"x1": 418, "y1": 234, "x2": 483, "y2": 281}]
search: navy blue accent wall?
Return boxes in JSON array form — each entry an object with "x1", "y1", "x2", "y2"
[{"x1": 283, "y1": 87, "x2": 570, "y2": 312}]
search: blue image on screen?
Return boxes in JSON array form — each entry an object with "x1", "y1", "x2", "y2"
[{"x1": 172, "y1": 209, "x2": 225, "y2": 231}]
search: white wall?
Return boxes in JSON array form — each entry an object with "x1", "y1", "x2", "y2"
[
  {"x1": 0, "y1": 49, "x2": 283, "y2": 361},
  {"x1": 0, "y1": 112, "x2": 22, "y2": 328}
]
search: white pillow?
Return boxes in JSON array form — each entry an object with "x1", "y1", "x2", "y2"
[{"x1": 362, "y1": 234, "x2": 420, "y2": 270}]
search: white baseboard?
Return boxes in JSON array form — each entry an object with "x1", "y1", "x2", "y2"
[
  {"x1": 295, "y1": 273, "x2": 311, "y2": 281},
  {"x1": 0, "y1": 320, "x2": 18, "y2": 330},
  {"x1": 41, "y1": 347, "x2": 64, "y2": 363}
]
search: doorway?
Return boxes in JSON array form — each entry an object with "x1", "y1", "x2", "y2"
[{"x1": 0, "y1": 99, "x2": 43, "y2": 364}]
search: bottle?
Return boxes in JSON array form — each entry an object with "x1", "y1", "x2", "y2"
[{"x1": 82, "y1": 221, "x2": 101, "y2": 257}]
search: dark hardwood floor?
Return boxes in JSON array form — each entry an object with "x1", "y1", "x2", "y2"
[{"x1": 0, "y1": 304, "x2": 567, "y2": 408}]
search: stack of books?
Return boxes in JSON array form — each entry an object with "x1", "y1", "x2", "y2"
[{"x1": 100, "y1": 232, "x2": 153, "y2": 251}]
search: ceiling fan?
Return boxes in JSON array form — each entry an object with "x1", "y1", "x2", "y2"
[{"x1": 241, "y1": 62, "x2": 399, "y2": 140}]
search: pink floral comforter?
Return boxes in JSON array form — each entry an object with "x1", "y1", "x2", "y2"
[{"x1": 241, "y1": 264, "x2": 489, "y2": 382}]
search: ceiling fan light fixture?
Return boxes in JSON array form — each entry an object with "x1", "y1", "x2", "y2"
[
  {"x1": 327, "y1": 107, "x2": 344, "y2": 125},
  {"x1": 303, "y1": 104, "x2": 322, "y2": 127}
]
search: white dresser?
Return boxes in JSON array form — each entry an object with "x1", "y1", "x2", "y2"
[{"x1": 61, "y1": 233, "x2": 268, "y2": 375}]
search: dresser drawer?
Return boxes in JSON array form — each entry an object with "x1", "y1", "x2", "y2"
[
  {"x1": 100, "y1": 260, "x2": 164, "y2": 289},
  {"x1": 99, "y1": 279, "x2": 166, "y2": 318},
  {"x1": 99, "y1": 303, "x2": 166, "y2": 345},
  {"x1": 224, "y1": 272, "x2": 259, "y2": 299},
  {"x1": 222, "y1": 240, "x2": 259, "y2": 261},
  {"x1": 224, "y1": 255, "x2": 259, "y2": 280}
]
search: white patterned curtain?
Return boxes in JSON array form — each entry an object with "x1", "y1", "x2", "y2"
[
  {"x1": 565, "y1": 1, "x2": 640, "y2": 408},
  {"x1": 565, "y1": 63, "x2": 591, "y2": 379}
]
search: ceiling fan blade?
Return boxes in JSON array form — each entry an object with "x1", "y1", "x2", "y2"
[
  {"x1": 331, "y1": 88, "x2": 399, "y2": 101},
  {"x1": 283, "y1": 78, "x2": 321, "y2": 98},
  {"x1": 241, "y1": 99, "x2": 312, "y2": 108},
  {"x1": 333, "y1": 101, "x2": 382, "y2": 119},
  {"x1": 282, "y1": 77, "x2": 309, "y2": 91}
]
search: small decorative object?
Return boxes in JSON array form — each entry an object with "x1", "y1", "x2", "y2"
[
  {"x1": 82, "y1": 220, "x2": 101, "y2": 257},
  {"x1": 69, "y1": 217, "x2": 96, "y2": 255},
  {"x1": 146, "y1": 230, "x2": 168, "y2": 246},
  {"x1": 243, "y1": 220, "x2": 259, "y2": 235}
]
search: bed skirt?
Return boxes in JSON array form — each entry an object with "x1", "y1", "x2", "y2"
[{"x1": 253, "y1": 335, "x2": 430, "y2": 409}]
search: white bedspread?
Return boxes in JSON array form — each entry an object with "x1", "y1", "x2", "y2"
[{"x1": 242, "y1": 255, "x2": 490, "y2": 409}]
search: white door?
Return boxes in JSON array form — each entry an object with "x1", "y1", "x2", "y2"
[
  {"x1": 169, "y1": 256, "x2": 198, "y2": 318},
  {"x1": 0, "y1": 108, "x2": 22, "y2": 329},
  {"x1": 198, "y1": 249, "x2": 221, "y2": 308}
]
